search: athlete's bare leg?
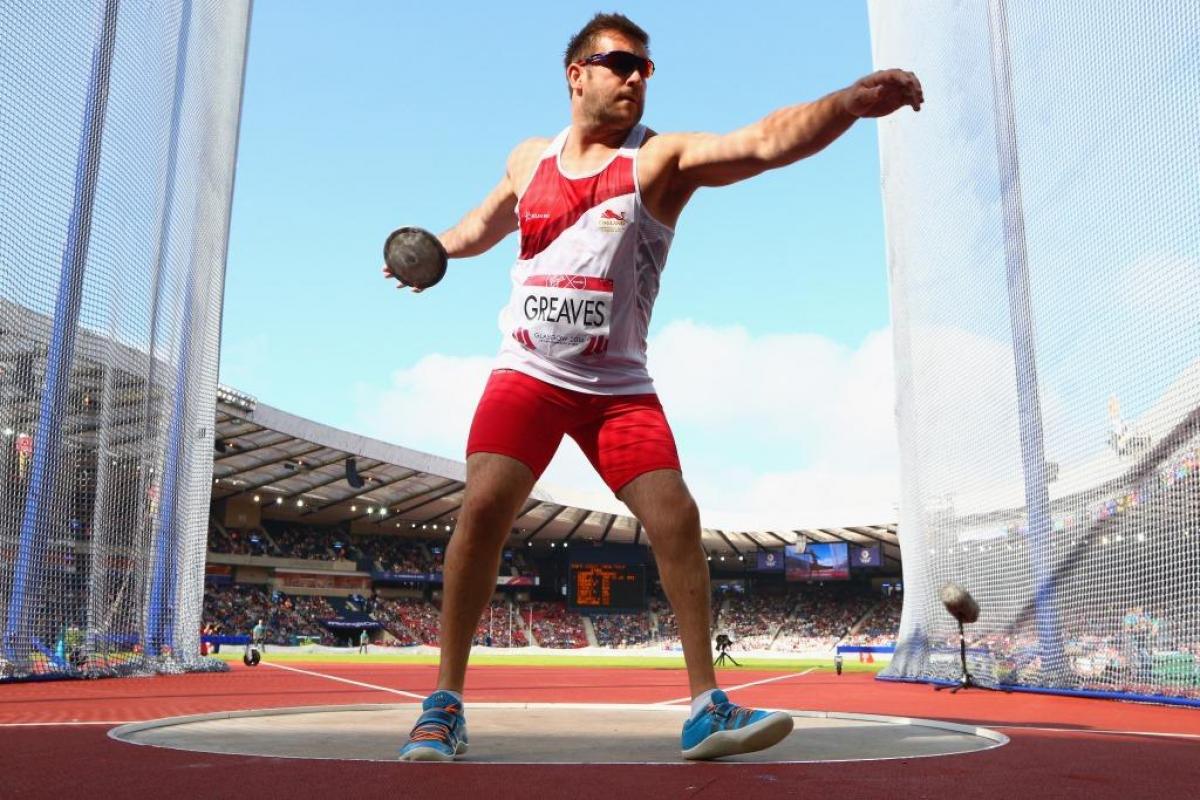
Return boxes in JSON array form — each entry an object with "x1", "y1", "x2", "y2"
[
  {"x1": 618, "y1": 469, "x2": 718, "y2": 698},
  {"x1": 435, "y1": 452, "x2": 536, "y2": 694}
]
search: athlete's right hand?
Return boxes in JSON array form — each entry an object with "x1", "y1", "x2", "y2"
[
  {"x1": 381, "y1": 263, "x2": 423, "y2": 293},
  {"x1": 841, "y1": 69, "x2": 923, "y2": 118}
]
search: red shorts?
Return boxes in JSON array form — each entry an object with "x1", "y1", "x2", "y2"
[{"x1": 466, "y1": 369, "x2": 681, "y2": 494}]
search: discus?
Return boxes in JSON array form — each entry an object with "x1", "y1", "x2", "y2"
[{"x1": 383, "y1": 226, "x2": 448, "y2": 290}]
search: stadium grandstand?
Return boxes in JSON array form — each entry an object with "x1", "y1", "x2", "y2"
[{"x1": 201, "y1": 388, "x2": 904, "y2": 655}]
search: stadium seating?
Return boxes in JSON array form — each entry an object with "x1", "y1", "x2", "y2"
[
  {"x1": 773, "y1": 587, "x2": 878, "y2": 652},
  {"x1": 202, "y1": 585, "x2": 332, "y2": 645},
  {"x1": 845, "y1": 595, "x2": 902, "y2": 646},
  {"x1": 472, "y1": 599, "x2": 528, "y2": 647},
  {"x1": 202, "y1": 524, "x2": 906, "y2": 652},
  {"x1": 372, "y1": 597, "x2": 439, "y2": 646},
  {"x1": 591, "y1": 612, "x2": 654, "y2": 647},
  {"x1": 717, "y1": 594, "x2": 792, "y2": 650},
  {"x1": 524, "y1": 602, "x2": 588, "y2": 648},
  {"x1": 207, "y1": 525, "x2": 270, "y2": 556},
  {"x1": 346, "y1": 533, "x2": 430, "y2": 573},
  {"x1": 268, "y1": 524, "x2": 340, "y2": 561}
]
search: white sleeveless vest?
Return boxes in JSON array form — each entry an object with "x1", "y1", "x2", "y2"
[{"x1": 494, "y1": 124, "x2": 674, "y2": 395}]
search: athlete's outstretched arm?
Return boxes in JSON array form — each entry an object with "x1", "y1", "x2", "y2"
[
  {"x1": 659, "y1": 69, "x2": 923, "y2": 192},
  {"x1": 382, "y1": 175, "x2": 516, "y2": 291},
  {"x1": 438, "y1": 138, "x2": 548, "y2": 258},
  {"x1": 384, "y1": 140, "x2": 545, "y2": 291},
  {"x1": 437, "y1": 176, "x2": 518, "y2": 259}
]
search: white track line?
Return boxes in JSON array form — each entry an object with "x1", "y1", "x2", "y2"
[
  {"x1": 995, "y1": 724, "x2": 1200, "y2": 741},
  {"x1": 261, "y1": 661, "x2": 425, "y2": 700},
  {"x1": 652, "y1": 668, "x2": 815, "y2": 706},
  {"x1": 0, "y1": 721, "x2": 134, "y2": 727}
]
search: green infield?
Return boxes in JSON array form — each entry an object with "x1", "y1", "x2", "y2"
[{"x1": 212, "y1": 649, "x2": 884, "y2": 673}]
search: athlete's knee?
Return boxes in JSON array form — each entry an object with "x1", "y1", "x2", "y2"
[
  {"x1": 675, "y1": 495, "x2": 701, "y2": 532},
  {"x1": 458, "y1": 487, "x2": 525, "y2": 536},
  {"x1": 458, "y1": 498, "x2": 509, "y2": 533},
  {"x1": 646, "y1": 496, "x2": 702, "y2": 551},
  {"x1": 660, "y1": 478, "x2": 701, "y2": 531},
  {"x1": 458, "y1": 455, "x2": 533, "y2": 528}
]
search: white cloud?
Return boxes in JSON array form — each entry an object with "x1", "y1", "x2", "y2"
[
  {"x1": 350, "y1": 353, "x2": 495, "y2": 459},
  {"x1": 641, "y1": 320, "x2": 900, "y2": 527},
  {"x1": 351, "y1": 321, "x2": 902, "y2": 528}
]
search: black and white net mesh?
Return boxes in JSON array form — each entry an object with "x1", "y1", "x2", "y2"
[
  {"x1": 870, "y1": 0, "x2": 1200, "y2": 701},
  {"x1": 0, "y1": 1, "x2": 250, "y2": 679}
]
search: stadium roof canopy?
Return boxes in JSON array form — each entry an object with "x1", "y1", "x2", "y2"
[{"x1": 210, "y1": 386, "x2": 901, "y2": 566}]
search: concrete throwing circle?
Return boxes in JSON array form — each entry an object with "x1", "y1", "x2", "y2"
[{"x1": 109, "y1": 703, "x2": 1008, "y2": 764}]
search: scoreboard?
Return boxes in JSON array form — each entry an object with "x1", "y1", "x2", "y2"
[{"x1": 568, "y1": 562, "x2": 646, "y2": 611}]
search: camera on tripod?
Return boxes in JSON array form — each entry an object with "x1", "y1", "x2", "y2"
[{"x1": 713, "y1": 633, "x2": 740, "y2": 667}]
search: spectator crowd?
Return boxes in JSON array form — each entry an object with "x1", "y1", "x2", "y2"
[
  {"x1": 202, "y1": 585, "x2": 332, "y2": 645},
  {"x1": 203, "y1": 524, "x2": 902, "y2": 653}
]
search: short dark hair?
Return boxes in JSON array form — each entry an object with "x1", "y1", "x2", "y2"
[{"x1": 563, "y1": 12, "x2": 650, "y2": 70}]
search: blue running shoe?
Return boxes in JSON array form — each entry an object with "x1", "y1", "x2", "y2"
[
  {"x1": 681, "y1": 689, "x2": 794, "y2": 760},
  {"x1": 398, "y1": 690, "x2": 469, "y2": 762}
]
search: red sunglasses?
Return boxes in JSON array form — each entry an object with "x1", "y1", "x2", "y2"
[{"x1": 576, "y1": 50, "x2": 655, "y2": 79}]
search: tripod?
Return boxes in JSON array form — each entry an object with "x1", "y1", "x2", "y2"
[
  {"x1": 714, "y1": 647, "x2": 740, "y2": 667},
  {"x1": 934, "y1": 619, "x2": 978, "y2": 692}
]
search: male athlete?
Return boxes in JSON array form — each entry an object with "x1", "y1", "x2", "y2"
[
  {"x1": 251, "y1": 618, "x2": 265, "y2": 649},
  {"x1": 388, "y1": 13, "x2": 922, "y2": 761}
]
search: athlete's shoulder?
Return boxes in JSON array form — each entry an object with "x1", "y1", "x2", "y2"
[
  {"x1": 637, "y1": 131, "x2": 703, "y2": 184},
  {"x1": 507, "y1": 137, "x2": 554, "y2": 197},
  {"x1": 508, "y1": 137, "x2": 554, "y2": 166},
  {"x1": 640, "y1": 130, "x2": 707, "y2": 161}
]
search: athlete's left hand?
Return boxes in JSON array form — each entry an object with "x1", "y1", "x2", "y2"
[
  {"x1": 841, "y1": 69, "x2": 923, "y2": 118},
  {"x1": 381, "y1": 262, "x2": 424, "y2": 293}
]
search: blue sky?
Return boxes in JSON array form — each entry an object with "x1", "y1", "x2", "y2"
[{"x1": 219, "y1": 2, "x2": 903, "y2": 525}]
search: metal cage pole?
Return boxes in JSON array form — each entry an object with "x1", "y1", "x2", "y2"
[
  {"x1": 985, "y1": 0, "x2": 1066, "y2": 678},
  {"x1": 3, "y1": 0, "x2": 121, "y2": 668}
]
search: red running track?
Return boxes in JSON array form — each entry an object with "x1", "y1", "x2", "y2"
[{"x1": 2, "y1": 662, "x2": 1198, "y2": 799}]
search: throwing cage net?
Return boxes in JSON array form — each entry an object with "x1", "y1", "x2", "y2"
[
  {"x1": 0, "y1": 1, "x2": 250, "y2": 679},
  {"x1": 871, "y1": 0, "x2": 1200, "y2": 703}
]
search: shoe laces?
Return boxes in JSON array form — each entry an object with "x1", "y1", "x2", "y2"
[
  {"x1": 706, "y1": 700, "x2": 755, "y2": 729},
  {"x1": 408, "y1": 704, "x2": 461, "y2": 744}
]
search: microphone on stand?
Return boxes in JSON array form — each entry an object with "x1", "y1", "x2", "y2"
[
  {"x1": 937, "y1": 582, "x2": 980, "y2": 692},
  {"x1": 941, "y1": 582, "x2": 980, "y2": 624}
]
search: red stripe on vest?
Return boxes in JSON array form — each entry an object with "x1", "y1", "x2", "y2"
[
  {"x1": 518, "y1": 156, "x2": 635, "y2": 260},
  {"x1": 523, "y1": 274, "x2": 614, "y2": 292}
]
